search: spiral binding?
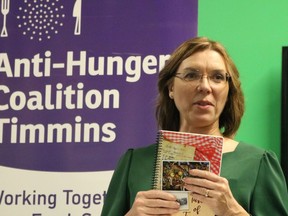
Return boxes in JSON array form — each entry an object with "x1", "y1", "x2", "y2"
[{"x1": 152, "y1": 130, "x2": 163, "y2": 190}]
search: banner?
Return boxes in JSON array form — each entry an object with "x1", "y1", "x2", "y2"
[{"x1": 0, "y1": 1, "x2": 198, "y2": 215}]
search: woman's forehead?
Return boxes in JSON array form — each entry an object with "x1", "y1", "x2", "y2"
[{"x1": 179, "y1": 50, "x2": 227, "y2": 70}]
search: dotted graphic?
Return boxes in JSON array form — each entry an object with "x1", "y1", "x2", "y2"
[{"x1": 17, "y1": 0, "x2": 65, "y2": 42}]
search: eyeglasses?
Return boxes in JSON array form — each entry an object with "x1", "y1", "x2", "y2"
[{"x1": 175, "y1": 70, "x2": 230, "y2": 87}]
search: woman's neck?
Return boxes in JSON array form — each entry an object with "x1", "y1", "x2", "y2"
[
  {"x1": 222, "y1": 137, "x2": 239, "y2": 153},
  {"x1": 179, "y1": 125, "x2": 222, "y2": 137}
]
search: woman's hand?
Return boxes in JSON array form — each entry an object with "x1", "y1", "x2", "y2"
[
  {"x1": 183, "y1": 169, "x2": 249, "y2": 216},
  {"x1": 125, "y1": 190, "x2": 180, "y2": 216}
]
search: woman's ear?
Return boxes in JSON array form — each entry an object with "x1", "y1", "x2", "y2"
[{"x1": 168, "y1": 84, "x2": 174, "y2": 99}]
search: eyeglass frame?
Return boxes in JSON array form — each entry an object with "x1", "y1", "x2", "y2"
[{"x1": 174, "y1": 70, "x2": 230, "y2": 86}]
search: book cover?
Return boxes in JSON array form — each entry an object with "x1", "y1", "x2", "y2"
[{"x1": 153, "y1": 130, "x2": 224, "y2": 216}]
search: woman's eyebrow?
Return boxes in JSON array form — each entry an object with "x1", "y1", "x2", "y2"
[
  {"x1": 210, "y1": 69, "x2": 227, "y2": 73},
  {"x1": 182, "y1": 67, "x2": 200, "y2": 72},
  {"x1": 182, "y1": 67, "x2": 226, "y2": 73}
]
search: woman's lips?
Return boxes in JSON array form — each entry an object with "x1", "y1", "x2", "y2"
[
  {"x1": 193, "y1": 100, "x2": 214, "y2": 109},
  {"x1": 194, "y1": 100, "x2": 213, "y2": 106}
]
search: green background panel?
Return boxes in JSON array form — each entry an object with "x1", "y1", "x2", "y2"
[{"x1": 198, "y1": 0, "x2": 288, "y2": 158}]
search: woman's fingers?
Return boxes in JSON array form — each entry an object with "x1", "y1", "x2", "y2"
[
  {"x1": 138, "y1": 190, "x2": 178, "y2": 201},
  {"x1": 130, "y1": 190, "x2": 180, "y2": 215},
  {"x1": 189, "y1": 169, "x2": 219, "y2": 181},
  {"x1": 181, "y1": 169, "x2": 247, "y2": 216}
]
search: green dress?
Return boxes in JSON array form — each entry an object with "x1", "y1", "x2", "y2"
[{"x1": 101, "y1": 142, "x2": 288, "y2": 216}]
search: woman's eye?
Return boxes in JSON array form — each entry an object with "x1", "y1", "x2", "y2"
[
  {"x1": 184, "y1": 71, "x2": 200, "y2": 80},
  {"x1": 212, "y1": 73, "x2": 225, "y2": 81}
]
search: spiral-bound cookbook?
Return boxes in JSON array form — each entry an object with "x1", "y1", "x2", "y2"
[{"x1": 152, "y1": 130, "x2": 224, "y2": 216}]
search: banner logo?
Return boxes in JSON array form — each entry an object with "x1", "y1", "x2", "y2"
[{"x1": 1, "y1": 0, "x2": 83, "y2": 41}]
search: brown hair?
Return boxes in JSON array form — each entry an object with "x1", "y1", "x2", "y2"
[{"x1": 155, "y1": 37, "x2": 244, "y2": 137}]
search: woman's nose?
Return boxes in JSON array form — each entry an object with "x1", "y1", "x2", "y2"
[{"x1": 196, "y1": 76, "x2": 212, "y2": 93}]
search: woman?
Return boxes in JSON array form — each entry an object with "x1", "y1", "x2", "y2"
[{"x1": 101, "y1": 37, "x2": 288, "y2": 215}]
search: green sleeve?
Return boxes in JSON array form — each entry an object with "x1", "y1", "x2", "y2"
[
  {"x1": 251, "y1": 151, "x2": 288, "y2": 215},
  {"x1": 101, "y1": 149, "x2": 133, "y2": 216}
]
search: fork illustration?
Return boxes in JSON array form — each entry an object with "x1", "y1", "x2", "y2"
[{"x1": 1, "y1": 0, "x2": 10, "y2": 37}]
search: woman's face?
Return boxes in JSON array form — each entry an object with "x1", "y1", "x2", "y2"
[{"x1": 169, "y1": 49, "x2": 229, "y2": 134}]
